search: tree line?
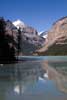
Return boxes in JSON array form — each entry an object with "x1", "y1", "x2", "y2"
[{"x1": 0, "y1": 17, "x2": 22, "y2": 63}]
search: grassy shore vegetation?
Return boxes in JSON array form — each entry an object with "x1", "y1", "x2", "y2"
[{"x1": 37, "y1": 43, "x2": 67, "y2": 56}]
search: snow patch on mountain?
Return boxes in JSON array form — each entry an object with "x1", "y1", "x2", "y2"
[
  {"x1": 43, "y1": 34, "x2": 47, "y2": 38},
  {"x1": 38, "y1": 31, "x2": 44, "y2": 35},
  {"x1": 13, "y1": 19, "x2": 25, "y2": 29},
  {"x1": 39, "y1": 31, "x2": 48, "y2": 39}
]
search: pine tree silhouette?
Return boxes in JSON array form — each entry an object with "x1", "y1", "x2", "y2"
[
  {"x1": 0, "y1": 17, "x2": 16, "y2": 63},
  {"x1": 17, "y1": 27, "x2": 21, "y2": 55}
]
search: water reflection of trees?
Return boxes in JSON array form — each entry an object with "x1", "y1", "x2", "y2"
[
  {"x1": 0, "y1": 61, "x2": 46, "y2": 96},
  {"x1": 0, "y1": 60, "x2": 67, "y2": 97}
]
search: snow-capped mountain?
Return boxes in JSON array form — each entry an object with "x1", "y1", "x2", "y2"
[
  {"x1": 13, "y1": 19, "x2": 25, "y2": 29},
  {"x1": 38, "y1": 31, "x2": 44, "y2": 35},
  {"x1": 43, "y1": 34, "x2": 47, "y2": 38},
  {"x1": 40, "y1": 31, "x2": 47, "y2": 39},
  {"x1": 4, "y1": 18, "x2": 45, "y2": 55}
]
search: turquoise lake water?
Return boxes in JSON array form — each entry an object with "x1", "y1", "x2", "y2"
[{"x1": 0, "y1": 56, "x2": 67, "y2": 100}]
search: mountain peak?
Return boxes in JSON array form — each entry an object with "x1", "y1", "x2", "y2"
[{"x1": 13, "y1": 19, "x2": 25, "y2": 29}]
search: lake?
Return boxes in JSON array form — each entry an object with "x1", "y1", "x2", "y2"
[{"x1": 0, "y1": 56, "x2": 67, "y2": 100}]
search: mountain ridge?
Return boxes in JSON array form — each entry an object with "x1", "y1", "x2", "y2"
[
  {"x1": 0, "y1": 16, "x2": 67, "y2": 56},
  {"x1": 3, "y1": 18, "x2": 45, "y2": 55},
  {"x1": 13, "y1": 19, "x2": 25, "y2": 29},
  {"x1": 37, "y1": 16, "x2": 67, "y2": 55}
]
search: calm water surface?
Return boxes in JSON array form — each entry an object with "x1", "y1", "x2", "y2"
[{"x1": 0, "y1": 56, "x2": 67, "y2": 100}]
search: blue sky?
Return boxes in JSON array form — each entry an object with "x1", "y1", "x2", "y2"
[{"x1": 0, "y1": 0, "x2": 67, "y2": 32}]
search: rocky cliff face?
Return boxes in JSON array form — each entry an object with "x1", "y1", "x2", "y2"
[
  {"x1": 48, "y1": 16, "x2": 67, "y2": 42},
  {"x1": 1, "y1": 18, "x2": 45, "y2": 55},
  {"x1": 13, "y1": 20, "x2": 45, "y2": 47},
  {"x1": 37, "y1": 16, "x2": 67, "y2": 55}
]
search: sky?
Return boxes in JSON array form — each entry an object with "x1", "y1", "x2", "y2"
[{"x1": 0, "y1": 0, "x2": 67, "y2": 32}]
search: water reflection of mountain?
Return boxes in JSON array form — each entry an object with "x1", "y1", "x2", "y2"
[
  {"x1": 48, "y1": 62, "x2": 67, "y2": 77},
  {"x1": 0, "y1": 61, "x2": 45, "y2": 80},
  {"x1": 42, "y1": 61, "x2": 67, "y2": 93},
  {"x1": 0, "y1": 60, "x2": 67, "y2": 100},
  {"x1": 0, "y1": 61, "x2": 46, "y2": 99}
]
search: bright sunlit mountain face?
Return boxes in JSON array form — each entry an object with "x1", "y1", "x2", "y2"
[{"x1": 13, "y1": 19, "x2": 26, "y2": 29}]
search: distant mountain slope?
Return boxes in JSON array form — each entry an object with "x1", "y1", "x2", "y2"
[
  {"x1": 40, "y1": 31, "x2": 47, "y2": 38},
  {"x1": 37, "y1": 16, "x2": 67, "y2": 55}
]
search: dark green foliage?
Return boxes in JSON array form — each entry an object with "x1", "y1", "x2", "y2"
[
  {"x1": 17, "y1": 27, "x2": 22, "y2": 54},
  {"x1": 0, "y1": 17, "x2": 16, "y2": 63}
]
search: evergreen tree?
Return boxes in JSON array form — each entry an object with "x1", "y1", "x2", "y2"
[
  {"x1": 0, "y1": 17, "x2": 16, "y2": 63},
  {"x1": 17, "y1": 27, "x2": 21, "y2": 55}
]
